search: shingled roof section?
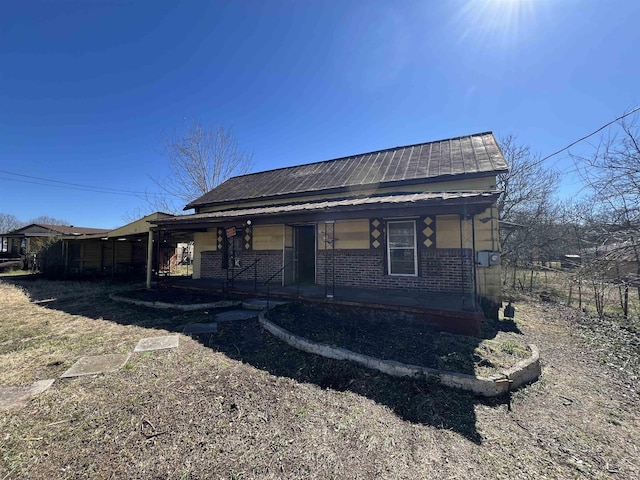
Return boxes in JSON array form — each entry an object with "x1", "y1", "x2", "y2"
[{"x1": 185, "y1": 132, "x2": 508, "y2": 210}]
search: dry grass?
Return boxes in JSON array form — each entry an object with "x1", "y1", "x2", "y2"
[
  {"x1": 504, "y1": 267, "x2": 640, "y2": 324},
  {"x1": 1, "y1": 277, "x2": 639, "y2": 479}
]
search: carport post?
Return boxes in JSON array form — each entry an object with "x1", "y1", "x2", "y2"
[{"x1": 146, "y1": 229, "x2": 154, "y2": 289}]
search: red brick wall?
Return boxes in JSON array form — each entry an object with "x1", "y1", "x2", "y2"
[
  {"x1": 202, "y1": 248, "x2": 474, "y2": 294},
  {"x1": 201, "y1": 250, "x2": 283, "y2": 283},
  {"x1": 317, "y1": 248, "x2": 474, "y2": 294}
]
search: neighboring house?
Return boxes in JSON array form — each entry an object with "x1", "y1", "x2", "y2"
[
  {"x1": 0, "y1": 224, "x2": 110, "y2": 269},
  {"x1": 152, "y1": 132, "x2": 508, "y2": 332},
  {"x1": 39, "y1": 213, "x2": 179, "y2": 278}
]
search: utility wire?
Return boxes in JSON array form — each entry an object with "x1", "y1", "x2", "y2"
[
  {"x1": 539, "y1": 105, "x2": 640, "y2": 165},
  {"x1": 0, "y1": 169, "x2": 172, "y2": 197},
  {"x1": 0, "y1": 176, "x2": 153, "y2": 197}
]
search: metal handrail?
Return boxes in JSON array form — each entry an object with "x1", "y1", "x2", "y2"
[
  {"x1": 266, "y1": 260, "x2": 293, "y2": 308},
  {"x1": 265, "y1": 261, "x2": 291, "y2": 285},
  {"x1": 225, "y1": 259, "x2": 260, "y2": 292}
]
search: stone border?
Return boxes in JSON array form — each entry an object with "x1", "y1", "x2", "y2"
[
  {"x1": 109, "y1": 293, "x2": 241, "y2": 311},
  {"x1": 259, "y1": 310, "x2": 541, "y2": 397}
]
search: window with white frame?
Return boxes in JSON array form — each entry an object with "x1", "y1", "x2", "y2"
[{"x1": 387, "y1": 220, "x2": 417, "y2": 276}]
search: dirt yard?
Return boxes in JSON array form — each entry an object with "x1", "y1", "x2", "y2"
[{"x1": 1, "y1": 277, "x2": 639, "y2": 479}]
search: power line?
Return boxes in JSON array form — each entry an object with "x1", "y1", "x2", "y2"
[
  {"x1": 539, "y1": 105, "x2": 640, "y2": 165},
  {"x1": 0, "y1": 169, "x2": 172, "y2": 197},
  {"x1": 0, "y1": 176, "x2": 151, "y2": 197}
]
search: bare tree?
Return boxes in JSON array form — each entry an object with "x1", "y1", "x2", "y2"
[
  {"x1": 574, "y1": 115, "x2": 640, "y2": 222},
  {"x1": 497, "y1": 134, "x2": 560, "y2": 227},
  {"x1": 147, "y1": 120, "x2": 253, "y2": 214},
  {"x1": 572, "y1": 114, "x2": 640, "y2": 301},
  {"x1": 0, "y1": 213, "x2": 23, "y2": 233},
  {"x1": 497, "y1": 135, "x2": 561, "y2": 286}
]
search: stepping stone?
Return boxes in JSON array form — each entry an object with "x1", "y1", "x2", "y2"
[
  {"x1": 214, "y1": 309, "x2": 258, "y2": 322},
  {"x1": 61, "y1": 354, "x2": 131, "y2": 378},
  {"x1": 134, "y1": 335, "x2": 179, "y2": 352},
  {"x1": 182, "y1": 323, "x2": 218, "y2": 334},
  {"x1": 0, "y1": 379, "x2": 55, "y2": 410}
]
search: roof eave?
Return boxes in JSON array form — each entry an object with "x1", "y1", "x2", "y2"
[{"x1": 159, "y1": 192, "x2": 500, "y2": 229}]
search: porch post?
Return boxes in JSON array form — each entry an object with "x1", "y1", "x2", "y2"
[
  {"x1": 63, "y1": 239, "x2": 68, "y2": 276},
  {"x1": 146, "y1": 229, "x2": 154, "y2": 289}
]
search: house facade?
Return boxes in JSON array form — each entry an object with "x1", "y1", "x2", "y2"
[
  {"x1": 153, "y1": 132, "x2": 508, "y2": 328},
  {"x1": 0, "y1": 224, "x2": 110, "y2": 269}
]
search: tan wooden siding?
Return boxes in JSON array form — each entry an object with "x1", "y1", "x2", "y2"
[
  {"x1": 473, "y1": 207, "x2": 499, "y2": 251},
  {"x1": 193, "y1": 230, "x2": 218, "y2": 279},
  {"x1": 318, "y1": 219, "x2": 369, "y2": 250},
  {"x1": 477, "y1": 267, "x2": 501, "y2": 301},
  {"x1": 253, "y1": 225, "x2": 284, "y2": 250},
  {"x1": 435, "y1": 215, "x2": 460, "y2": 248}
]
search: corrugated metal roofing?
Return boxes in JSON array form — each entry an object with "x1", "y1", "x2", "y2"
[
  {"x1": 185, "y1": 132, "x2": 508, "y2": 209},
  {"x1": 5, "y1": 224, "x2": 110, "y2": 236},
  {"x1": 162, "y1": 191, "x2": 500, "y2": 225}
]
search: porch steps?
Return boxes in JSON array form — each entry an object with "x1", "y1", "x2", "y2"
[
  {"x1": 214, "y1": 308, "x2": 259, "y2": 322},
  {"x1": 241, "y1": 298, "x2": 288, "y2": 311}
]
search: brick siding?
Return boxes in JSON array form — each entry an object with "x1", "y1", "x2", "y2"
[
  {"x1": 317, "y1": 248, "x2": 474, "y2": 294},
  {"x1": 202, "y1": 248, "x2": 474, "y2": 294},
  {"x1": 201, "y1": 250, "x2": 283, "y2": 283}
]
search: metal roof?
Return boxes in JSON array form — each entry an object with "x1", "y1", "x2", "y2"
[
  {"x1": 185, "y1": 132, "x2": 508, "y2": 209},
  {"x1": 3, "y1": 224, "x2": 110, "y2": 237}
]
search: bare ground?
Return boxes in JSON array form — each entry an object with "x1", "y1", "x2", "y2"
[{"x1": 1, "y1": 277, "x2": 639, "y2": 479}]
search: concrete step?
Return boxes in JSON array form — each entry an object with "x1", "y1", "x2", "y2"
[
  {"x1": 242, "y1": 298, "x2": 288, "y2": 311},
  {"x1": 214, "y1": 309, "x2": 259, "y2": 322}
]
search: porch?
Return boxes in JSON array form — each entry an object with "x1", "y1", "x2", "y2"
[{"x1": 158, "y1": 277, "x2": 486, "y2": 335}]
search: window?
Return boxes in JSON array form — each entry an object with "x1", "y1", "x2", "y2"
[{"x1": 387, "y1": 220, "x2": 417, "y2": 276}]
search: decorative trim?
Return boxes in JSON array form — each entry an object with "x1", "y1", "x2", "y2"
[
  {"x1": 243, "y1": 225, "x2": 252, "y2": 251},
  {"x1": 216, "y1": 227, "x2": 224, "y2": 251},
  {"x1": 419, "y1": 215, "x2": 436, "y2": 249},
  {"x1": 369, "y1": 218, "x2": 383, "y2": 249}
]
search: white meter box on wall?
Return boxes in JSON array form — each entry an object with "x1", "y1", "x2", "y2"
[{"x1": 477, "y1": 251, "x2": 500, "y2": 267}]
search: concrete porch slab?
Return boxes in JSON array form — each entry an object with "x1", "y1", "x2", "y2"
[
  {"x1": 134, "y1": 335, "x2": 179, "y2": 352},
  {"x1": 0, "y1": 379, "x2": 56, "y2": 410},
  {"x1": 61, "y1": 354, "x2": 131, "y2": 378}
]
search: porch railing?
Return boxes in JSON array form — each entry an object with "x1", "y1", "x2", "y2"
[
  {"x1": 265, "y1": 260, "x2": 296, "y2": 308},
  {"x1": 222, "y1": 259, "x2": 260, "y2": 298}
]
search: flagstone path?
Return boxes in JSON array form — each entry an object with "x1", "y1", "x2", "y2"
[
  {"x1": 1, "y1": 300, "x2": 268, "y2": 410},
  {"x1": 1, "y1": 335, "x2": 180, "y2": 410},
  {"x1": 133, "y1": 335, "x2": 180, "y2": 352},
  {"x1": 0, "y1": 379, "x2": 56, "y2": 410},
  {"x1": 61, "y1": 353, "x2": 132, "y2": 378}
]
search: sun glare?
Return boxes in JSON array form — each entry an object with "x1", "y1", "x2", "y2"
[{"x1": 454, "y1": 0, "x2": 538, "y2": 48}]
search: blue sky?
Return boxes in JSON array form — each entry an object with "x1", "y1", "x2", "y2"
[{"x1": 1, "y1": 0, "x2": 638, "y2": 228}]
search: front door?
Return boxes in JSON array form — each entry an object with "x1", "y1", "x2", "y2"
[{"x1": 295, "y1": 225, "x2": 316, "y2": 284}]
